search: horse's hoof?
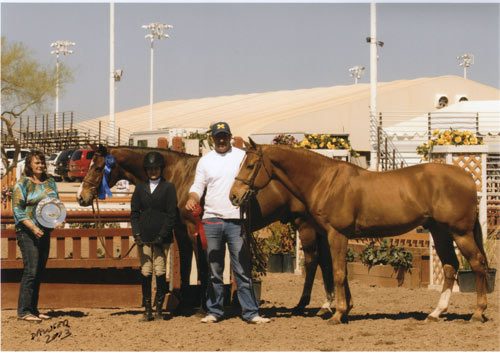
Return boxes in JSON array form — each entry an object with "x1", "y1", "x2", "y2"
[
  {"x1": 327, "y1": 318, "x2": 342, "y2": 325},
  {"x1": 471, "y1": 314, "x2": 486, "y2": 323},
  {"x1": 425, "y1": 315, "x2": 439, "y2": 322},
  {"x1": 317, "y1": 307, "x2": 332, "y2": 316}
]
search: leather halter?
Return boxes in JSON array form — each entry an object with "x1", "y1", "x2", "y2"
[
  {"x1": 82, "y1": 177, "x2": 100, "y2": 197},
  {"x1": 234, "y1": 148, "x2": 273, "y2": 203},
  {"x1": 81, "y1": 154, "x2": 114, "y2": 198}
]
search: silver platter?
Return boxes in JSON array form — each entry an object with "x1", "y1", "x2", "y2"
[{"x1": 35, "y1": 197, "x2": 66, "y2": 228}]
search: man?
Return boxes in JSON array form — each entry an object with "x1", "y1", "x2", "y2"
[{"x1": 185, "y1": 122, "x2": 270, "y2": 324}]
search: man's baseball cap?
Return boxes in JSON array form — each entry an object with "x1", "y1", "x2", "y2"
[{"x1": 211, "y1": 122, "x2": 231, "y2": 136}]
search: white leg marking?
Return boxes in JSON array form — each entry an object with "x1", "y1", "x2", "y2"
[
  {"x1": 429, "y1": 288, "x2": 452, "y2": 319},
  {"x1": 76, "y1": 182, "x2": 83, "y2": 199},
  {"x1": 321, "y1": 298, "x2": 333, "y2": 312}
]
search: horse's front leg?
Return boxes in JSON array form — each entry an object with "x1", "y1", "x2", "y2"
[
  {"x1": 327, "y1": 228, "x2": 349, "y2": 325},
  {"x1": 317, "y1": 232, "x2": 335, "y2": 316}
]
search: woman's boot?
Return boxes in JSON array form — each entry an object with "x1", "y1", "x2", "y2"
[
  {"x1": 154, "y1": 275, "x2": 168, "y2": 320},
  {"x1": 140, "y1": 275, "x2": 153, "y2": 322}
]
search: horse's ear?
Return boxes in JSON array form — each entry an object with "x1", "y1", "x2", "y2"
[
  {"x1": 90, "y1": 144, "x2": 98, "y2": 152},
  {"x1": 248, "y1": 137, "x2": 258, "y2": 150},
  {"x1": 98, "y1": 144, "x2": 108, "y2": 156},
  {"x1": 243, "y1": 140, "x2": 251, "y2": 150}
]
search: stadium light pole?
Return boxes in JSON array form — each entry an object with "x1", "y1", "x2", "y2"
[
  {"x1": 142, "y1": 22, "x2": 173, "y2": 131},
  {"x1": 457, "y1": 53, "x2": 474, "y2": 80},
  {"x1": 366, "y1": 3, "x2": 384, "y2": 170},
  {"x1": 50, "y1": 40, "x2": 75, "y2": 129},
  {"x1": 349, "y1": 66, "x2": 365, "y2": 84}
]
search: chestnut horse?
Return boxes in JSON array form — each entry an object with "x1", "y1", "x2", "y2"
[
  {"x1": 230, "y1": 140, "x2": 489, "y2": 324},
  {"x1": 76, "y1": 145, "x2": 335, "y2": 313}
]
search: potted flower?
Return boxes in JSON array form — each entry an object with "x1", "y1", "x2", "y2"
[
  {"x1": 457, "y1": 236, "x2": 497, "y2": 293},
  {"x1": 272, "y1": 133, "x2": 299, "y2": 146},
  {"x1": 249, "y1": 235, "x2": 268, "y2": 302},
  {"x1": 264, "y1": 222, "x2": 296, "y2": 273},
  {"x1": 416, "y1": 128, "x2": 484, "y2": 161},
  {"x1": 359, "y1": 238, "x2": 413, "y2": 286},
  {"x1": 293, "y1": 133, "x2": 360, "y2": 158}
]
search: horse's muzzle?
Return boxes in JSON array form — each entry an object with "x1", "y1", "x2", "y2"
[
  {"x1": 230, "y1": 189, "x2": 253, "y2": 207},
  {"x1": 77, "y1": 194, "x2": 93, "y2": 207},
  {"x1": 230, "y1": 193, "x2": 242, "y2": 207}
]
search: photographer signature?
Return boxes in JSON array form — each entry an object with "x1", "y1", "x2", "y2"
[{"x1": 31, "y1": 319, "x2": 72, "y2": 343}]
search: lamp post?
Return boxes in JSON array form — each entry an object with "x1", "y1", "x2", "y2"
[
  {"x1": 142, "y1": 22, "x2": 173, "y2": 131},
  {"x1": 50, "y1": 40, "x2": 75, "y2": 129},
  {"x1": 348, "y1": 66, "x2": 365, "y2": 84},
  {"x1": 366, "y1": 3, "x2": 384, "y2": 170},
  {"x1": 457, "y1": 53, "x2": 474, "y2": 80}
]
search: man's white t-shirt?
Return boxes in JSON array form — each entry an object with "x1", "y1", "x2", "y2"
[{"x1": 189, "y1": 147, "x2": 245, "y2": 219}]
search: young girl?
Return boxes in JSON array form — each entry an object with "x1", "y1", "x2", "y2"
[{"x1": 130, "y1": 151, "x2": 178, "y2": 321}]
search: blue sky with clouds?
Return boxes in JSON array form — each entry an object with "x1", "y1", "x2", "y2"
[{"x1": 2, "y1": 2, "x2": 499, "y2": 119}]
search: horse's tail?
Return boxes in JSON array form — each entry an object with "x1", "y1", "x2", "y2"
[{"x1": 473, "y1": 214, "x2": 489, "y2": 268}]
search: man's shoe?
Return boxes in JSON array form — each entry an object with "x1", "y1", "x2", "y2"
[
  {"x1": 200, "y1": 315, "x2": 218, "y2": 323},
  {"x1": 248, "y1": 316, "x2": 270, "y2": 324}
]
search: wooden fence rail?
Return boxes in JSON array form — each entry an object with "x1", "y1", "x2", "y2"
[{"x1": 1, "y1": 209, "x2": 181, "y2": 309}]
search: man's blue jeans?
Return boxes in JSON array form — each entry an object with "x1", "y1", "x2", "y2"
[
  {"x1": 16, "y1": 225, "x2": 50, "y2": 317},
  {"x1": 203, "y1": 218, "x2": 259, "y2": 321}
]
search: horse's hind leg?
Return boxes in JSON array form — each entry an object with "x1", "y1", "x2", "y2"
[
  {"x1": 453, "y1": 231, "x2": 488, "y2": 322},
  {"x1": 294, "y1": 239, "x2": 318, "y2": 311},
  {"x1": 426, "y1": 227, "x2": 459, "y2": 321},
  {"x1": 327, "y1": 229, "x2": 349, "y2": 325}
]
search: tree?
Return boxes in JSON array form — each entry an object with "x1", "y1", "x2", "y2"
[{"x1": 1, "y1": 36, "x2": 74, "y2": 178}]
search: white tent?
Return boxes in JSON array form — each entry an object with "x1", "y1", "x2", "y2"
[{"x1": 383, "y1": 100, "x2": 500, "y2": 166}]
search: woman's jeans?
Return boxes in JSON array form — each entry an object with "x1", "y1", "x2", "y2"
[
  {"x1": 203, "y1": 218, "x2": 259, "y2": 321},
  {"x1": 16, "y1": 225, "x2": 50, "y2": 317}
]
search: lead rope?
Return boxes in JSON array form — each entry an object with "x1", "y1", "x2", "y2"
[{"x1": 91, "y1": 196, "x2": 141, "y2": 260}]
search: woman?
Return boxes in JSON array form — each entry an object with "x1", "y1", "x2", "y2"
[
  {"x1": 12, "y1": 150, "x2": 61, "y2": 322},
  {"x1": 131, "y1": 151, "x2": 178, "y2": 321}
]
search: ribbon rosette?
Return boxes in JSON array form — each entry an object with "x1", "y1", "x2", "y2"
[{"x1": 190, "y1": 203, "x2": 208, "y2": 250}]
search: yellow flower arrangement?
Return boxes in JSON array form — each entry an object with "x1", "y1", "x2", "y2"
[
  {"x1": 293, "y1": 134, "x2": 360, "y2": 157},
  {"x1": 416, "y1": 128, "x2": 484, "y2": 161}
]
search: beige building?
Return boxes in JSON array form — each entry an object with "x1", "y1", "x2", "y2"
[{"x1": 84, "y1": 75, "x2": 500, "y2": 152}]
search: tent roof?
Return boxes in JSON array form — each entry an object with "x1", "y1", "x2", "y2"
[{"x1": 86, "y1": 75, "x2": 500, "y2": 150}]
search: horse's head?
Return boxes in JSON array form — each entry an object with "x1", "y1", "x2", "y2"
[
  {"x1": 230, "y1": 138, "x2": 274, "y2": 207},
  {"x1": 77, "y1": 144, "x2": 120, "y2": 206}
]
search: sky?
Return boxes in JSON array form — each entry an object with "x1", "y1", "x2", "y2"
[{"x1": 1, "y1": 1, "x2": 499, "y2": 120}]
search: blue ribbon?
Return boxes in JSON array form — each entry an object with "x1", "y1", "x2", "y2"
[{"x1": 98, "y1": 155, "x2": 115, "y2": 200}]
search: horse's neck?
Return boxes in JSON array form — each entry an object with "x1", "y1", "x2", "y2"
[
  {"x1": 111, "y1": 148, "x2": 145, "y2": 183},
  {"x1": 266, "y1": 146, "x2": 331, "y2": 203}
]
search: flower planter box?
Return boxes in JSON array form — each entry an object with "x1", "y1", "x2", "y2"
[
  {"x1": 252, "y1": 279, "x2": 262, "y2": 302},
  {"x1": 311, "y1": 149, "x2": 350, "y2": 162},
  {"x1": 282, "y1": 254, "x2": 296, "y2": 273},
  {"x1": 347, "y1": 262, "x2": 421, "y2": 289},
  {"x1": 267, "y1": 253, "x2": 284, "y2": 273},
  {"x1": 457, "y1": 268, "x2": 497, "y2": 293}
]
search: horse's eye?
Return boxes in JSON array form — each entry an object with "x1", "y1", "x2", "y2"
[{"x1": 246, "y1": 164, "x2": 254, "y2": 170}]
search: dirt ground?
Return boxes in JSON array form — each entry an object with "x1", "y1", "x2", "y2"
[{"x1": 1, "y1": 272, "x2": 499, "y2": 352}]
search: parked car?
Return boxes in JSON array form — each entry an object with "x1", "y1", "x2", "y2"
[
  {"x1": 1, "y1": 148, "x2": 30, "y2": 179},
  {"x1": 47, "y1": 151, "x2": 63, "y2": 181},
  {"x1": 55, "y1": 149, "x2": 76, "y2": 182},
  {"x1": 68, "y1": 149, "x2": 95, "y2": 181}
]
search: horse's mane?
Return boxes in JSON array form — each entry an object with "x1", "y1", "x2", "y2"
[{"x1": 265, "y1": 144, "x2": 354, "y2": 167}]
